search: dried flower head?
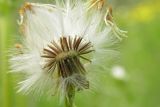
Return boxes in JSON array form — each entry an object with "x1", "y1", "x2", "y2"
[{"x1": 10, "y1": 0, "x2": 126, "y2": 105}]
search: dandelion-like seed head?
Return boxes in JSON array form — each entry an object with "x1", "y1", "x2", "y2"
[{"x1": 10, "y1": 0, "x2": 127, "y2": 105}]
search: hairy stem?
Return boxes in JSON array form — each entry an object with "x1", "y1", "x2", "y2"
[{"x1": 65, "y1": 84, "x2": 75, "y2": 107}]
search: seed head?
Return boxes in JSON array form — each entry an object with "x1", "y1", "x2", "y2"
[{"x1": 10, "y1": 0, "x2": 127, "y2": 100}]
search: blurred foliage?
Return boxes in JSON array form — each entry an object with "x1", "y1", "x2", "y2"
[{"x1": 0, "y1": 0, "x2": 160, "y2": 107}]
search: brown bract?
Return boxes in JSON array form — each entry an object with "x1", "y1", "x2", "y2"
[
  {"x1": 18, "y1": 2, "x2": 33, "y2": 36},
  {"x1": 19, "y1": 2, "x2": 33, "y2": 15},
  {"x1": 97, "y1": 0, "x2": 105, "y2": 10},
  {"x1": 42, "y1": 36, "x2": 94, "y2": 78},
  {"x1": 87, "y1": 0, "x2": 105, "y2": 10},
  {"x1": 106, "y1": 6, "x2": 113, "y2": 22},
  {"x1": 15, "y1": 43, "x2": 23, "y2": 49}
]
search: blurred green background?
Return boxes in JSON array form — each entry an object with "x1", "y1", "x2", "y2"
[{"x1": 0, "y1": 0, "x2": 160, "y2": 107}]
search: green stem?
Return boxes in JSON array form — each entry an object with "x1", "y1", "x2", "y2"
[{"x1": 65, "y1": 84, "x2": 75, "y2": 107}]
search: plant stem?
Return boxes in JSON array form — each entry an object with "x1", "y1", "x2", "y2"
[{"x1": 65, "y1": 84, "x2": 75, "y2": 107}]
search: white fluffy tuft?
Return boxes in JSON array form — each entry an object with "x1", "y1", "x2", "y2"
[{"x1": 10, "y1": 0, "x2": 126, "y2": 98}]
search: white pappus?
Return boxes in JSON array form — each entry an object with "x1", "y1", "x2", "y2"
[{"x1": 10, "y1": 0, "x2": 127, "y2": 100}]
